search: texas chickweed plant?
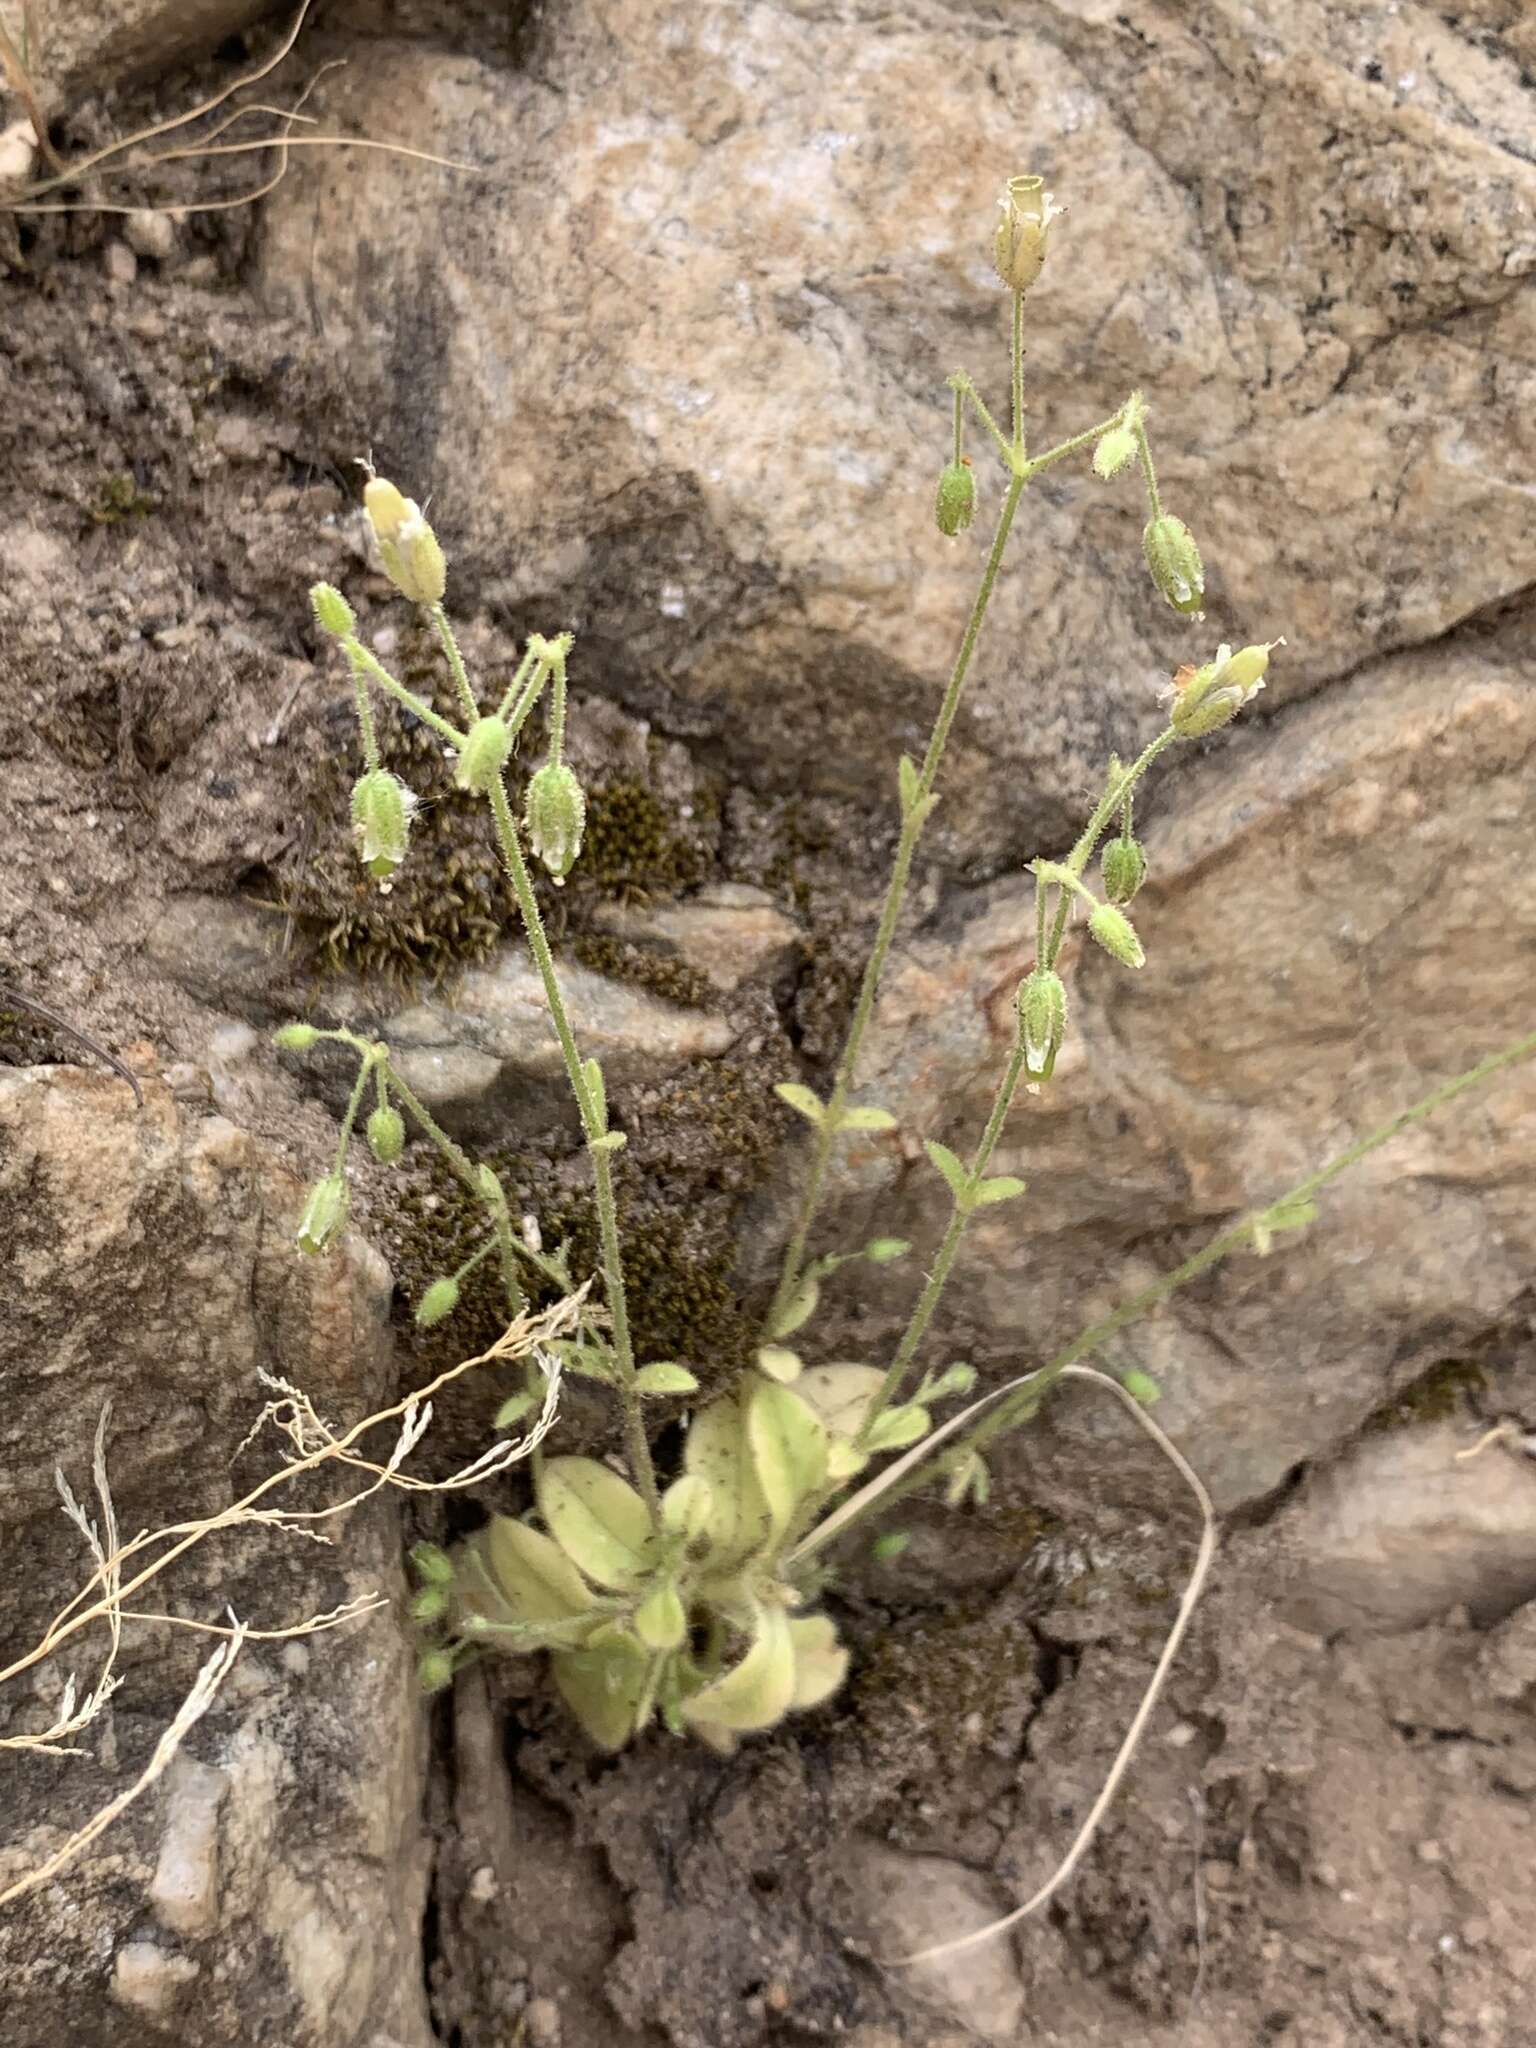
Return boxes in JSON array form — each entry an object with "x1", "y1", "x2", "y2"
[{"x1": 279, "y1": 176, "x2": 1533, "y2": 1791}]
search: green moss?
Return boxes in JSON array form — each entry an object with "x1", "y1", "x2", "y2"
[
  {"x1": 568, "y1": 932, "x2": 713, "y2": 1009},
  {"x1": 1363, "y1": 1355, "x2": 1488, "y2": 1436},
  {"x1": 580, "y1": 779, "x2": 712, "y2": 898},
  {"x1": 280, "y1": 624, "x2": 518, "y2": 985},
  {"x1": 90, "y1": 472, "x2": 154, "y2": 523}
]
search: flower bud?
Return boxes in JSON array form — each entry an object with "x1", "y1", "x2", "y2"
[
  {"x1": 454, "y1": 716, "x2": 513, "y2": 795},
  {"x1": 1101, "y1": 836, "x2": 1147, "y2": 905},
  {"x1": 992, "y1": 174, "x2": 1064, "y2": 293},
  {"x1": 1170, "y1": 640, "x2": 1275, "y2": 739},
  {"x1": 934, "y1": 460, "x2": 976, "y2": 537},
  {"x1": 416, "y1": 1275, "x2": 460, "y2": 1327},
  {"x1": 1088, "y1": 902, "x2": 1145, "y2": 970},
  {"x1": 366, "y1": 1104, "x2": 405, "y2": 1164},
  {"x1": 365, "y1": 478, "x2": 447, "y2": 605},
  {"x1": 1143, "y1": 514, "x2": 1205, "y2": 615},
  {"x1": 1017, "y1": 967, "x2": 1067, "y2": 1079},
  {"x1": 310, "y1": 581, "x2": 356, "y2": 637},
  {"x1": 411, "y1": 1542, "x2": 454, "y2": 1584},
  {"x1": 524, "y1": 761, "x2": 587, "y2": 883},
  {"x1": 417, "y1": 1649, "x2": 455, "y2": 1694},
  {"x1": 1092, "y1": 426, "x2": 1136, "y2": 480},
  {"x1": 350, "y1": 768, "x2": 416, "y2": 881},
  {"x1": 296, "y1": 1172, "x2": 349, "y2": 1255},
  {"x1": 273, "y1": 1022, "x2": 320, "y2": 1053}
]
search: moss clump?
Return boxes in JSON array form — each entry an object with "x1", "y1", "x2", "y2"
[
  {"x1": 90, "y1": 471, "x2": 155, "y2": 523},
  {"x1": 1363, "y1": 1355, "x2": 1488, "y2": 1436},
  {"x1": 280, "y1": 623, "x2": 519, "y2": 985},
  {"x1": 579, "y1": 779, "x2": 712, "y2": 899},
  {"x1": 568, "y1": 932, "x2": 713, "y2": 1009}
]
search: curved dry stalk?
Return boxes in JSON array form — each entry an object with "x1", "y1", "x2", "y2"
[
  {"x1": 890, "y1": 1364, "x2": 1216, "y2": 1967},
  {"x1": 0, "y1": 1289, "x2": 581, "y2": 1699},
  {"x1": 0, "y1": 1626, "x2": 246, "y2": 1912}
]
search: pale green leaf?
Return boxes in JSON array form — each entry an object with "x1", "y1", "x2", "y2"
[
  {"x1": 483, "y1": 1517, "x2": 596, "y2": 1625},
  {"x1": 924, "y1": 1139, "x2": 971, "y2": 1201},
  {"x1": 493, "y1": 1390, "x2": 538, "y2": 1430},
  {"x1": 788, "y1": 1613, "x2": 850, "y2": 1711},
  {"x1": 633, "y1": 1362, "x2": 699, "y2": 1396},
  {"x1": 1121, "y1": 1368, "x2": 1162, "y2": 1406},
  {"x1": 767, "y1": 1273, "x2": 820, "y2": 1341},
  {"x1": 589, "y1": 1129, "x2": 627, "y2": 1154},
  {"x1": 756, "y1": 1346, "x2": 803, "y2": 1384},
  {"x1": 795, "y1": 1364, "x2": 886, "y2": 1440},
  {"x1": 681, "y1": 1606, "x2": 796, "y2": 1734},
  {"x1": 746, "y1": 1378, "x2": 829, "y2": 1536},
  {"x1": 864, "y1": 1237, "x2": 911, "y2": 1264},
  {"x1": 551, "y1": 1633, "x2": 653, "y2": 1752},
  {"x1": 634, "y1": 1578, "x2": 687, "y2": 1652},
  {"x1": 825, "y1": 1438, "x2": 869, "y2": 1481},
  {"x1": 898, "y1": 754, "x2": 920, "y2": 814},
  {"x1": 550, "y1": 1340, "x2": 617, "y2": 1383},
  {"x1": 972, "y1": 1173, "x2": 1027, "y2": 1207},
  {"x1": 774, "y1": 1082, "x2": 825, "y2": 1125},
  {"x1": 910, "y1": 791, "x2": 940, "y2": 830},
  {"x1": 538, "y1": 1457, "x2": 653, "y2": 1591},
  {"x1": 864, "y1": 1403, "x2": 931, "y2": 1454},
  {"x1": 838, "y1": 1105, "x2": 897, "y2": 1133},
  {"x1": 582, "y1": 1056, "x2": 607, "y2": 1131},
  {"x1": 684, "y1": 1394, "x2": 773, "y2": 1564},
  {"x1": 660, "y1": 1473, "x2": 714, "y2": 1544},
  {"x1": 871, "y1": 1531, "x2": 911, "y2": 1563}
]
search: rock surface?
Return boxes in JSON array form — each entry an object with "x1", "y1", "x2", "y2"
[
  {"x1": 0, "y1": 1068, "x2": 432, "y2": 2048},
  {"x1": 26, "y1": 2, "x2": 278, "y2": 100}
]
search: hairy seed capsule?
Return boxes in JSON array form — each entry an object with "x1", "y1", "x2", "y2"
[
  {"x1": 350, "y1": 768, "x2": 415, "y2": 880},
  {"x1": 310, "y1": 581, "x2": 356, "y2": 637},
  {"x1": 1171, "y1": 640, "x2": 1274, "y2": 739},
  {"x1": 417, "y1": 1650, "x2": 455, "y2": 1694},
  {"x1": 1143, "y1": 514, "x2": 1205, "y2": 615},
  {"x1": 273, "y1": 1022, "x2": 320, "y2": 1053},
  {"x1": 1101, "y1": 836, "x2": 1147, "y2": 905},
  {"x1": 1017, "y1": 968, "x2": 1067, "y2": 1078},
  {"x1": 934, "y1": 460, "x2": 976, "y2": 537},
  {"x1": 296, "y1": 1172, "x2": 349, "y2": 1255},
  {"x1": 454, "y1": 716, "x2": 513, "y2": 795},
  {"x1": 1088, "y1": 902, "x2": 1146, "y2": 970},
  {"x1": 416, "y1": 1276, "x2": 461, "y2": 1327},
  {"x1": 992, "y1": 173, "x2": 1064, "y2": 293},
  {"x1": 1092, "y1": 425, "x2": 1137, "y2": 480},
  {"x1": 366, "y1": 1104, "x2": 405, "y2": 1165},
  {"x1": 364, "y1": 478, "x2": 448, "y2": 605},
  {"x1": 524, "y1": 761, "x2": 587, "y2": 883}
]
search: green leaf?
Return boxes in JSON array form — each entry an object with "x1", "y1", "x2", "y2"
[
  {"x1": 551, "y1": 1633, "x2": 653, "y2": 1751},
  {"x1": 583, "y1": 1056, "x2": 607, "y2": 1131},
  {"x1": 681, "y1": 1605, "x2": 796, "y2": 1734},
  {"x1": 493, "y1": 1389, "x2": 538, "y2": 1430},
  {"x1": 660, "y1": 1473, "x2": 714, "y2": 1544},
  {"x1": 788, "y1": 1613, "x2": 849, "y2": 1712},
  {"x1": 767, "y1": 1273, "x2": 820, "y2": 1341},
  {"x1": 482, "y1": 1517, "x2": 597, "y2": 1625},
  {"x1": 538, "y1": 1457, "x2": 654, "y2": 1591},
  {"x1": 795, "y1": 1364, "x2": 886, "y2": 1440},
  {"x1": 838, "y1": 1105, "x2": 898, "y2": 1133},
  {"x1": 550, "y1": 1339, "x2": 618, "y2": 1383},
  {"x1": 898, "y1": 754, "x2": 920, "y2": 814},
  {"x1": 684, "y1": 1395, "x2": 773, "y2": 1564},
  {"x1": 756, "y1": 1346, "x2": 803, "y2": 1384},
  {"x1": 589, "y1": 1129, "x2": 627, "y2": 1154},
  {"x1": 972, "y1": 1174, "x2": 1027, "y2": 1207},
  {"x1": 774, "y1": 1081, "x2": 825, "y2": 1125},
  {"x1": 864, "y1": 1403, "x2": 931, "y2": 1454},
  {"x1": 746, "y1": 1378, "x2": 829, "y2": 1537},
  {"x1": 910, "y1": 791, "x2": 940, "y2": 830},
  {"x1": 871, "y1": 1531, "x2": 911, "y2": 1564},
  {"x1": 825, "y1": 1439, "x2": 869, "y2": 1481},
  {"x1": 1121, "y1": 1368, "x2": 1162, "y2": 1406},
  {"x1": 634, "y1": 1578, "x2": 687, "y2": 1652},
  {"x1": 633, "y1": 1362, "x2": 699, "y2": 1396},
  {"x1": 864, "y1": 1237, "x2": 911, "y2": 1264},
  {"x1": 924, "y1": 1139, "x2": 971, "y2": 1202}
]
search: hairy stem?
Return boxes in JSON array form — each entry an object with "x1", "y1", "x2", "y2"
[
  {"x1": 766, "y1": 464, "x2": 1029, "y2": 1331},
  {"x1": 344, "y1": 639, "x2": 466, "y2": 748},
  {"x1": 430, "y1": 604, "x2": 481, "y2": 725},
  {"x1": 861, "y1": 1034, "x2": 1030, "y2": 1435},
  {"x1": 484, "y1": 776, "x2": 660, "y2": 1520},
  {"x1": 1046, "y1": 728, "x2": 1177, "y2": 964}
]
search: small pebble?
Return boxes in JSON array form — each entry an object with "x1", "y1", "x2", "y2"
[
  {"x1": 125, "y1": 208, "x2": 178, "y2": 262},
  {"x1": 104, "y1": 241, "x2": 138, "y2": 287},
  {"x1": 525, "y1": 1996, "x2": 562, "y2": 2047}
]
